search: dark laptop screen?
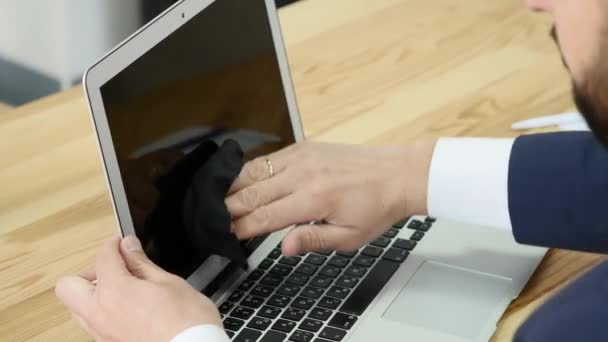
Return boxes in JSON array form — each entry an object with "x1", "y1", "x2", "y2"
[{"x1": 99, "y1": 0, "x2": 295, "y2": 279}]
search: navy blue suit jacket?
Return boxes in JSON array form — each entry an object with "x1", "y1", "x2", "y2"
[{"x1": 509, "y1": 132, "x2": 608, "y2": 341}]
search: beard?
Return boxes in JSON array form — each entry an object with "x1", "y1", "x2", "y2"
[{"x1": 551, "y1": 26, "x2": 608, "y2": 146}]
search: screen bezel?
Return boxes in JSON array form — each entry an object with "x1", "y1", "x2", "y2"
[{"x1": 83, "y1": 0, "x2": 304, "y2": 290}]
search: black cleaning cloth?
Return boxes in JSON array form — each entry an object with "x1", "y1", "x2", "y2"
[
  {"x1": 143, "y1": 139, "x2": 247, "y2": 277},
  {"x1": 183, "y1": 139, "x2": 248, "y2": 268}
]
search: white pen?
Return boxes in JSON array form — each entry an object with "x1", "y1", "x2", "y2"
[{"x1": 512, "y1": 112, "x2": 582, "y2": 130}]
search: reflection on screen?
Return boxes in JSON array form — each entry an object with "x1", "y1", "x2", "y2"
[{"x1": 100, "y1": 0, "x2": 295, "y2": 278}]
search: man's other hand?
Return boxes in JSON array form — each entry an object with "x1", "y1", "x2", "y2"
[{"x1": 56, "y1": 236, "x2": 222, "y2": 342}]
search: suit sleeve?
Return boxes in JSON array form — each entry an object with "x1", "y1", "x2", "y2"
[{"x1": 509, "y1": 132, "x2": 608, "y2": 253}]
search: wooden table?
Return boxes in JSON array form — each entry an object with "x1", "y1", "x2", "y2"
[
  {"x1": 1, "y1": 0, "x2": 604, "y2": 340},
  {"x1": 0, "y1": 103, "x2": 11, "y2": 112}
]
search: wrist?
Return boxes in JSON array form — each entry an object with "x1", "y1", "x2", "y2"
[{"x1": 397, "y1": 139, "x2": 437, "y2": 217}]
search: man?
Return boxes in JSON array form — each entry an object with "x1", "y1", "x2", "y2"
[{"x1": 56, "y1": 0, "x2": 608, "y2": 341}]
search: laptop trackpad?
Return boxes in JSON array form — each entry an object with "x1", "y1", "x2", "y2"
[{"x1": 382, "y1": 261, "x2": 512, "y2": 339}]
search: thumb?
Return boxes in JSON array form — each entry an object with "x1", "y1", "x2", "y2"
[
  {"x1": 120, "y1": 235, "x2": 164, "y2": 280},
  {"x1": 281, "y1": 224, "x2": 361, "y2": 256}
]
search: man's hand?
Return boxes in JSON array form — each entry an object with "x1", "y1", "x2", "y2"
[
  {"x1": 226, "y1": 141, "x2": 436, "y2": 256},
  {"x1": 55, "y1": 236, "x2": 222, "y2": 342}
]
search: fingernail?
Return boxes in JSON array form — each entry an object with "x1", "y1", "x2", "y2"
[{"x1": 123, "y1": 235, "x2": 142, "y2": 252}]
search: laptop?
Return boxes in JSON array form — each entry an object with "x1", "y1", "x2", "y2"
[{"x1": 83, "y1": 0, "x2": 547, "y2": 341}]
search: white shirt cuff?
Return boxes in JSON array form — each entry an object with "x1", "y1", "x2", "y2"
[
  {"x1": 427, "y1": 137, "x2": 514, "y2": 232},
  {"x1": 171, "y1": 325, "x2": 230, "y2": 342}
]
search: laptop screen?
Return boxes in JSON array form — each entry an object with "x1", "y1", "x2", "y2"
[{"x1": 99, "y1": 0, "x2": 295, "y2": 280}]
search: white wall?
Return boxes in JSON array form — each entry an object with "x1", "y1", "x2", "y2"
[{"x1": 0, "y1": 0, "x2": 143, "y2": 88}]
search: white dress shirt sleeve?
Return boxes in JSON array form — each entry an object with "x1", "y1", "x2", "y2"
[
  {"x1": 171, "y1": 325, "x2": 230, "y2": 342},
  {"x1": 427, "y1": 137, "x2": 515, "y2": 232}
]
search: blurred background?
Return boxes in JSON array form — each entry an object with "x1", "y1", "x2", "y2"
[{"x1": 0, "y1": 0, "x2": 299, "y2": 106}]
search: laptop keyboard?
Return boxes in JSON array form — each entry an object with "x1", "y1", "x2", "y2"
[{"x1": 218, "y1": 216, "x2": 436, "y2": 342}]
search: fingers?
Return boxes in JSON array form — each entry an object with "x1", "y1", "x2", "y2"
[
  {"x1": 226, "y1": 171, "x2": 294, "y2": 218},
  {"x1": 281, "y1": 224, "x2": 363, "y2": 256},
  {"x1": 228, "y1": 157, "x2": 279, "y2": 195},
  {"x1": 233, "y1": 192, "x2": 321, "y2": 240},
  {"x1": 119, "y1": 235, "x2": 166, "y2": 281},
  {"x1": 55, "y1": 275, "x2": 96, "y2": 318},
  {"x1": 95, "y1": 237, "x2": 130, "y2": 282},
  {"x1": 79, "y1": 268, "x2": 97, "y2": 282},
  {"x1": 229, "y1": 143, "x2": 303, "y2": 195}
]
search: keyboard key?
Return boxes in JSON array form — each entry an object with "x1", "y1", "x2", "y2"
[
  {"x1": 239, "y1": 279, "x2": 257, "y2": 292},
  {"x1": 219, "y1": 301, "x2": 234, "y2": 315},
  {"x1": 299, "y1": 319, "x2": 323, "y2": 333},
  {"x1": 392, "y1": 217, "x2": 409, "y2": 229},
  {"x1": 271, "y1": 264, "x2": 293, "y2": 277},
  {"x1": 410, "y1": 231, "x2": 424, "y2": 241},
  {"x1": 282, "y1": 307, "x2": 306, "y2": 322},
  {"x1": 269, "y1": 249, "x2": 282, "y2": 259},
  {"x1": 229, "y1": 291, "x2": 246, "y2": 302},
  {"x1": 226, "y1": 330, "x2": 235, "y2": 338},
  {"x1": 259, "y1": 305, "x2": 282, "y2": 319},
  {"x1": 329, "y1": 313, "x2": 358, "y2": 330},
  {"x1": 319, "y1": 266, "x2": 341, "y2": 278},
  {"x1": 335, "y1": 275, "x2": 358, "y2": 288},
  {"x1": 280, "y1": 256, "x2": 302, "y2": 266},
  {"x1": 272, "y1": 319, "x2": 297, "y2": 333},
  {"x1": 383, "y1": 228, "x2": 399, "y2": 238},
  {"x1": 425, "y1": 216, "x2": 436, "y2": 223},
  {"x1": 224, "y1": 317, "x2": 245, "y2": 331},
  {"x1": 370, "y1": 237, "x2": 391, "y2": 248},
  {"x1": 249, "y1": 269, "x2": 266, "y2": 281},
  {"x1": 310, "y1": 276, "x2": 333, "y2": 289},
  {"x1": 290, "y1": 330, "x2": 314, "y2": 342},
  {"x1": 252, "y1": 285, "x2": 274, "y2": 298},
  {"x1": 328, "y1": 256, "x2": 350, "y2": 268},
  {"x1": 304, "y1": 254, "x2": 327, "y2": 266},
  {"x1": 242, "y1": 295, "x2": 265, "y2": 309},
  {"x1": 327, "y1": 286, "x2": 351, "y2": 300},
  {"x1": 319, "y1": 327, "x2": 347, "y2": 341},
  {"x1": 301, "y1": 286, "x2": 324, "y2": 299},
  {"x1": 336, "y1": 251, "x2": 357, "y2": 258},
  {"x1": 393, "y1": 238, "x2": 417, "y2": 251},
  {"x1": 361, "y1": 246, "x2": 383, "y2": 258},
  {"x1": 295, "y1": 264, "x2": 318, "y2": 276},
  {"x1": 277, "y1": 284, "x2": 301, "y2": 297},
  {"x1": 291, "y1": 297, "x2": 316, "y2": 310},
  {"x1": 344, "y1": 265, "x2": 367, "y2": 278},
  {"x1": 261, "y1": 330, "x2": 287, "y2": 342},
  {"x1": 248, "y1": 316, "x2": 273, "y2": 331},
  {"x1": 286, "y1": 274, "x2": 310, "y2": 286},
  {"x1": 420, "y1": 222, "x2": 432, "y2": 231},
  {"x1": 231, "y1": 306, "x2": 255, "y2": 320},
  {"x1": 407, "y1": 220, "x2": 423, "y2": 229},
  {"x1": 235, "y1": 328, "x2": 262, "y2": 342},
  {"x1": 261, "y1": 274, "x2": 284, "y2": 287},
  {"x1": 353, "y1": 256, "x2": 375, "y2": 267},
  {"x1": 309, "y1": 307, "x2": 333, "y2": 321},
  {"x1": 318, "y1": 296, "x2": 342, "y2": 310},
  {"x1": 268, "y1": 295, "x2": 292, "y2": 308},
  {"x1": 316, "y1": 250, "x2": 333, "y2": 256},
  {"x1": 382, "y1": 248, "x2": 409, "y2": 263},
  {"x1": 259, "y1": 259, "x2": 274, "y2": 270},
  {"x1": 340, "y1": 260, "x2": 400, "y2": 316}
]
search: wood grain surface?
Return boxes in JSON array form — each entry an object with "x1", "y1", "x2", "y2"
[
  {"x1": 0, "y1": 102, "x2": 12, "y2": 113},
  {"x1": 0, "y1": 0, "x2": 604, "y2": 341}
]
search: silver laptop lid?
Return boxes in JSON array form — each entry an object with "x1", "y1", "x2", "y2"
[{"x1": 84, "y1": 0, "x2": 303, "y2": 289}]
